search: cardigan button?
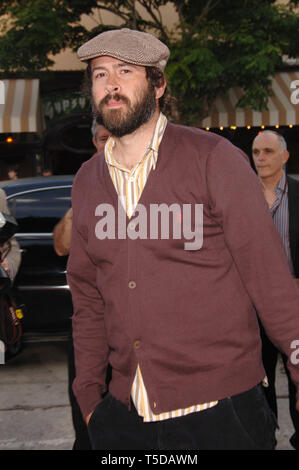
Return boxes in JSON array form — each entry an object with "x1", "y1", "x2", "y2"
[
  {"x1": 128, "y1": 281, "x2": 136, "y2": 289},
  {"x1": 134, "y1": 340, "x2": 141, "y2": 349}
]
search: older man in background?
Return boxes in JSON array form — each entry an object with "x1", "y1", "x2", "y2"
[{"x1": 252, "y1": 130, "x2": 299, "y2": 450}]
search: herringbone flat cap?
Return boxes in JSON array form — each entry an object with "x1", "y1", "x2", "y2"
[{"x1": 77, "y1": 28, "x2": 170, "y2": 71}]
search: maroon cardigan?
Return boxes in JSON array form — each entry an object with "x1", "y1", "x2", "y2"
[{"x1": 67, "y1": 122, "x2": 299, "y2": 419}]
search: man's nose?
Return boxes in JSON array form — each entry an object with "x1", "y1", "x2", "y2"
[
  {"x1": 256, "y1": 152, "x2": 265, "y2": 161},
  {"x1": 106, "y1": 75, "x2": 120, "y2": 94}
]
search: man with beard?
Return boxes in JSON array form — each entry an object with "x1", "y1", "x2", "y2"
[{"x1": 67, "y1": 28, "x2": 299, "y2": 450}]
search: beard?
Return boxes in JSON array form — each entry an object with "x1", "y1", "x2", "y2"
[{"x1": 92, "y1": 81, "x2": 157, "y2": 137}]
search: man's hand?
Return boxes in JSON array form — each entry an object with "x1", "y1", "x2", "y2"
[{"x1": 53, "y1": 208, "x2": 73, "y2": 256}]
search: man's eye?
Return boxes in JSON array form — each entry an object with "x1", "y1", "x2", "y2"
[{"x1": 94, "y1": 72, "x2": 105, "y2": 79}]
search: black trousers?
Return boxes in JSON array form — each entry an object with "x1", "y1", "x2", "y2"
[
  {"x1": 260, "y1": 325, "x2": 299, "y2": 449},
  {"x1": 87, "y1": 384, "x2": 276, "y2": 450}
]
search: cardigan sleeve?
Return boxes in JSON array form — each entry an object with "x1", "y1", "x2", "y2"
[
  {"x1": 206, "y1": 138, "x2": 299, "y2": 400},
  {"x1": 67, "y1": 178, "x2": 109, "y2": 419}
]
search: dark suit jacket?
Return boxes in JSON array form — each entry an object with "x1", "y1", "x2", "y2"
[{"x1": 287, "y1": 176, "x2": 299, "y2": 278}]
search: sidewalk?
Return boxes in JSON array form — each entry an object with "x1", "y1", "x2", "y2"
[
  {"x1": 0, "y1": 341, "x2": 296, "y2": 450},
  {"x1": 0, "y1": 341, "x2": 75, "y2": 450}
]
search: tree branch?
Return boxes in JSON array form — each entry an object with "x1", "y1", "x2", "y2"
[
  {"x1": 199, "y1": 0, "x2": 222, "y2": 19},
  {"x1": 93, "y1": 4, "x2": 130, "y2": 23},
  {"x1": 137, "y1": 0, "x2": 168, "y2": 38}
]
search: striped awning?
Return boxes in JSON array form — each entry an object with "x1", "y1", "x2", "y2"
[
  {"x1": 199, "y1": 71, "x2": 299, "y2": 128},
  {"x1": 0, "y1": 79, "x2": 44, "y2": 134}
]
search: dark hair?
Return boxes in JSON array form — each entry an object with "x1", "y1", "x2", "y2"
[
  {"x1": 7, "y1": 166, "x2": 18, "y2": 173},
  {"x1": 145, "y1": 66, "x2": 170, "y2": 112},
  {"x1": 82, "y1": 62, "x2": 170, "y2": 112}
]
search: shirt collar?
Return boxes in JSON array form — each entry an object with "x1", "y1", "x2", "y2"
[
  {"x1": 104, "y1": 112, "x2": 167, "y2": 171},
  {"x1": 148, "y1": 112, "x2": 167, "y2": 170},
  {"x1": 275, "y1": 171, "x2": 287, "y2": 196}
]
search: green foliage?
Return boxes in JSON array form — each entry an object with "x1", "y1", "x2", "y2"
[
  {"x1": 0, "y1": 0, "x2": 298, "y2": 123},
  {"x1": 167, "y1": 0, "x2": 299, "y2": 123}
]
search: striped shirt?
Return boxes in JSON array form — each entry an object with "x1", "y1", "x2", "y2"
[
  {"x1": 104, "y1": 112, "x2": 218, "y2": 422},
  {"x1": 105, "y1": 113, "x2": 166, "y2": 218},
  {"x1": 270, "y1": 172, "x2": 295, "y2": 276}
]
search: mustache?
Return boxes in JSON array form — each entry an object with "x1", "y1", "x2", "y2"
[{"x1": 100, "y1": 93, "x2": 130, "y2": 106}]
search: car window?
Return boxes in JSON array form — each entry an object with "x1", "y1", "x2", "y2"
[{"x1": 7, "y1": 187, "x2": 71, "y2": 233}]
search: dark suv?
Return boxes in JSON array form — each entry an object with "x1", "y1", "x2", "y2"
[{"x1": 0, "y1": 175, "x2": 74, "y2": 337}]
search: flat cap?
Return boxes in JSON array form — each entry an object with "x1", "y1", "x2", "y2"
[{"x1": 77, "y1": 28, "x2": 170, "y2": 72}]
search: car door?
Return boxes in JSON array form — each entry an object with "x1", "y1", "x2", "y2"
[{"x1": 7, "y1": 185, "x2": 73, "y2": 333}]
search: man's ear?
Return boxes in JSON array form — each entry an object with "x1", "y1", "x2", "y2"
[
  {"x1": 155, "y1": 77, "x2": 167, "y2": 101},
  {"x1": 283, "y1": 150, "x2": 290, "y2": 165}
]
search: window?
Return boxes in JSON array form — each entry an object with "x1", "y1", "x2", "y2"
[{"x1": 7, "y1": 187, "x2": 71, "y2": 234}]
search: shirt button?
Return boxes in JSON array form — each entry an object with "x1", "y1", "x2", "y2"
[
  {"x1": 128, "y1": 281, "x2": 136, "y2": 289},
  {"x1": 134, "y1": 340, "x2": 141, "y2": 349},
  {"x1": 153, "y1": 402, "x2": 157, "y2": 409}
]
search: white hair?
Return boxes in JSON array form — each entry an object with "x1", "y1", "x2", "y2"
[{"x1": 255, "y1": 130, "x2": 287, "y2": 152}]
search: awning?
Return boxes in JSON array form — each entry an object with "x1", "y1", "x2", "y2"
[
  {"x1": 199, "y1": 71, "x2": 299, "y2": 128},
  {"x1": 0, "y1": 79, "x2": 44, "y2": 134}
]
